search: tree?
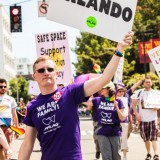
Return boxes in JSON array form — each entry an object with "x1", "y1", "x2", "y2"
[
  {"x1": 73, "y1": 32, "x2": 135, "y2": 76},
  {"x1": 9, "y1": 76, "x2": 30, "y2": 103},
  {"x1": 124, "y1": 72, "x2": 160, "y2": 90}
]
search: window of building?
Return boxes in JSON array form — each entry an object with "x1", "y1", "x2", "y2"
[{"x1": 17, "y1": 65, "x2": 23, "y2": 69}]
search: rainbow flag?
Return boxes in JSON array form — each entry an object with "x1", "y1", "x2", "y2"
[
  {"x1": 93, "y1": 64, "x2": 101, "y2": 74},
  {"x1": 105, "y1": 95, "x2": 115, "y2": 101},
  {"x1": 0, "y1": 105, "x2": 7, "y2": 112},
  {"x1": 0, "y1": 118, "x2": 25, "y2": 135}
]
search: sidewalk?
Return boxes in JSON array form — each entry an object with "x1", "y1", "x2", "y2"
[{"x1": 10, "y1": 135, "x2": 41, "y2": 160}]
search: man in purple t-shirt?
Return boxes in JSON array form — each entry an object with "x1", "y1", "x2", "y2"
[{"x1": 18, "y1": 32, "x2": 133, "y2": 160}]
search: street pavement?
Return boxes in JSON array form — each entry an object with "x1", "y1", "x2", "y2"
[{"x1": 10, "y1": 117, "x2": 160, "y2": 160}]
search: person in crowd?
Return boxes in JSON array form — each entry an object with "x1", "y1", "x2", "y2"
[
  {"x1": 18, "y1": 31, "x2": 133, "y2": 160},
  {"x1": 17, "y1": 98, "x2": 26, "y2": 126},
  {"x1": 0, "y1": 78, "x2": 19, "y2": 160},
  {"x1": 116, "y1": 80, "x2": 143, "y2": 160},
  {"x1": 84, "y1": 82, "x2": 125, "y2": 160},
  {"x1": 132, "y1": 76, "x2": 159, "y2": 160},
  {"x1": 0, "y1": 128, "x2": 12, "y2": 160},
  {"x1": 116, "y1": 85, "x2": 130, "y2": 160}
]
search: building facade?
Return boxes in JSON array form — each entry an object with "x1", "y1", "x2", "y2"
[
  {"x1": 16, "y1": 58, "x2": 33, "y2": 76},
  {"x1": 0, "y1": 5, "x2": 16, "y2": 81}
]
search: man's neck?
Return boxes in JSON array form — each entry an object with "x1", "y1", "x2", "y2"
[
  {"x1": 40, "y1": 85, "x2": 58, "y2": 95},
  {"x1": 144, "y1": 88, "x2": 152, "y2": 91}
]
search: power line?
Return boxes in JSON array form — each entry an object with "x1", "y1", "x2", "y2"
[{"x1": 2, "y1": 0, "x2": 33, "y2": 6}]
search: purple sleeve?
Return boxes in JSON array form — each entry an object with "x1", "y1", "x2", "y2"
[
  {"x1": 126, "y1": 89, "x2": 133, "y2": 97},
  {"x1": 117, "y1": 99, "x2": 125, "y2": 109},
  {"x1": 66, "y1": 83, "x2": 89, "y2": 104},
  {"x1": 92, "y1": 97, "x2": 100, "y2": 107}
]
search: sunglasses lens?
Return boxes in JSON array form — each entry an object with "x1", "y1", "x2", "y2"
[
  {"x1": 36, "y1": 68, "x2": 54, "y2": 73},
  {"x1": 0, "y1": 86, "x2": 7, "y2": 89},
  {"x1": 47, "y1": 68, "x2": 54, "y2": 72},
  {"x1": 37, "y1": 68, "x2": 45, "y2": 73}
]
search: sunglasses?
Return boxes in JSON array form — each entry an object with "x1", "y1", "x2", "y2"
[
  {"x1": 118, "y1": 90, "x2": 125, "y2": 93},
  {"x1": 0, "y1": 86, "x2": 7, "y2": 89},
  {"x1": 35, "y1": 67, "x2": 55, "y2": 74}
]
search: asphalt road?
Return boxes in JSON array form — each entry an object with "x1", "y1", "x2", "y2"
[{"x1": 10, "y1": 117, "x2": 160, "y2": 160}]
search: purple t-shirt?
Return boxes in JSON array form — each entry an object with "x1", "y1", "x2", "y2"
[
  {"x1": 23, "y1": 83, "x2": 88, "y2": 160},
  {"x1": 92, "y1": 97, "x2": 124, "y2": 137}
]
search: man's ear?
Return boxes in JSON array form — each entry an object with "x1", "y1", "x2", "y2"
[{"x1": 32, "y1": 74, "x2": 36, "y2": 80}]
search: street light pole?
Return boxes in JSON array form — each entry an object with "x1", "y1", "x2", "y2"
[
  {"x1": 16, "y1": 77, "x2": 19, "y2": 103},
  {"x1": 141, "y1": 30, "x2": 154, "y2": 77}
]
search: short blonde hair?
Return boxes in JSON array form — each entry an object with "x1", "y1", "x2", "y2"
[{"x1": 33, "y1": 56, "x2": 57, "y2": 72}]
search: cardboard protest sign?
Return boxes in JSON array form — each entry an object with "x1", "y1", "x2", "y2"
[
  {"x1": 144, "y1": 90, "x2": 160, "y2": 109},
  {"x1": 28, "y1": 80, "x2": 41, "y2": 96},
  {"x1": 148, "y1": 45, "x2": 160, "y2": 77},
  {"x1": 113, "y1": 57, "x2": 124, "y2": 84},
  {"x1": 47, "y1": 0, "x2": 137, "y2": 43},
  {"x1": 35, "y1": 31, "x2": 72, "y2": 84}
]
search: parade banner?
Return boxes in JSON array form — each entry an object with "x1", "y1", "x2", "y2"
[
  {"x1": 152, "y1": 38, "x2": 160, "y2": 48},
  {"x1": 113, "y1": 57, "x2": 124, "y2": 84},
  {"x1": 138, "y1": 38, "x2": 160, "y2": 64},
  {"x1": 47, "y1": 0, "x2": 137, "y2": 43},
  {"x1": 35, "y1": 31, "x2": 72, "y2": 84},
  {"x1": 138, "y1": 41, "x2": 152, "y2": 64},
  {"x1": 148, "y1": 45, "x2": 160, "y2": 77}
]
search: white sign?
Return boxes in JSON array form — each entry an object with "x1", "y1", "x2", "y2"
[
  {"x1": 148, "y1": 45, "x2": 160, "y2": 77},
  {"x1": 38, "y1": 1, "x2": 49, "y2": 17},
  {"x1": 144, "y1": 90, "x2": 160, "y2": 109},
  {"x1": 113, "y1": 57, "x2": 124, "y2": 84},
  {"x1": 28, "y1": 80, "x2": 41, "y2": 96},
  {"x1": 47, "y1": 0, "x2": 137, "y2": 43},
  {"x1": 35, "y1": 31, "x2": 72, "y2": 84}
]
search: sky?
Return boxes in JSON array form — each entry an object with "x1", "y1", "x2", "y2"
[{"x1": 0, "y1": 0, "x2": 80, "y2": 72}]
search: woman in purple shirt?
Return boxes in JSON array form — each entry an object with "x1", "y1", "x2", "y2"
[{"x1": 84, "y1": 82, "x2": 125, "y2": 160}]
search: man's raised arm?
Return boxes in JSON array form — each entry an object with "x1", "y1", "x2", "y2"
[{"x1": 84, "y1": 31, "x2": 134, "y2": 97}]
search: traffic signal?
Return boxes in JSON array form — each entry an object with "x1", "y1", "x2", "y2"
[{"x1": 10, "y1": 6, "x2": 22, "y2": 32}]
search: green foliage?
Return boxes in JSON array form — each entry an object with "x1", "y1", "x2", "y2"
[
  {"x1": 9, "y1": 76, "x2": 30, "y2": 103},
  {"x1": 123, "y1": 72, "x2": 160, "y2": 90}
]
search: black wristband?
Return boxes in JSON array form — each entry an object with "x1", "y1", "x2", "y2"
[{"x1": 114, "y1": 50, "x2": 124, "y2": 57}]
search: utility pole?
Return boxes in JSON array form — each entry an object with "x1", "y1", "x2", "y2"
[
  {"x1": 158, "y1": 22, "x2": 160, "y2": 38},
  {"x1": 141, "y1": 30, "x2": 154, "y2": 77}
]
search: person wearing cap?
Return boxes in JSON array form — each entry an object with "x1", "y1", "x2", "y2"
[
  {"x1": 83, "y1": 82, "x2": 125, "y2": 160},
  {"x1": 116, "y1": 80, "x2": 143, "y2": 160},
  {"x1": 116, "y1": 84, "x2": 131, "y2": 160}
]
